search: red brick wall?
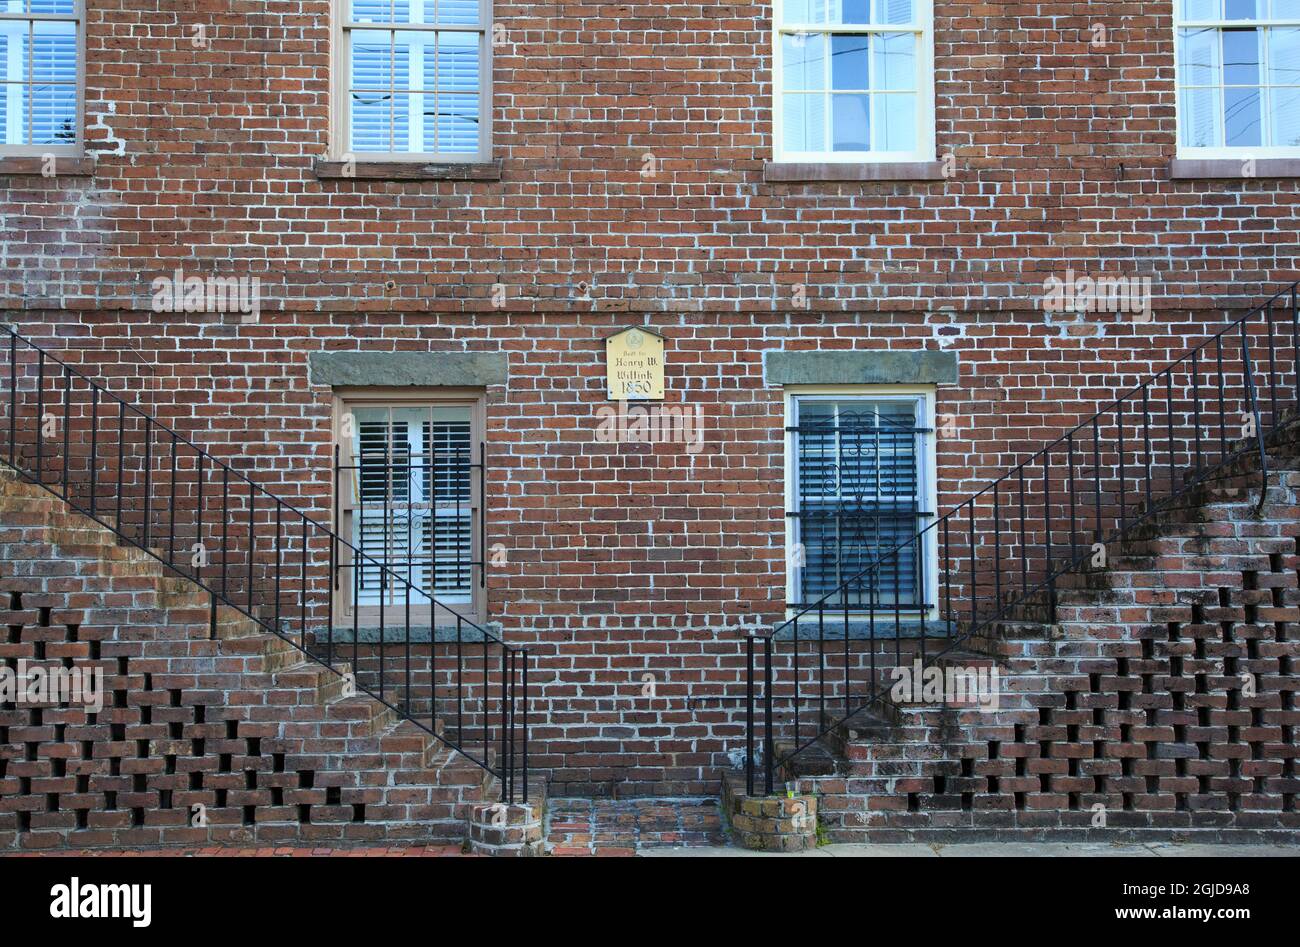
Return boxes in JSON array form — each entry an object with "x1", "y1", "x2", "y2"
[
  {"x1": 0, "y1": 1, "x2": 1296, "y2": 315},
  {"x1": 4, "y1": 308, "x2": 1282, "y2": 794},
  {"x1": 3, "y1": 1, "x2": 1299, "y2": 795}
]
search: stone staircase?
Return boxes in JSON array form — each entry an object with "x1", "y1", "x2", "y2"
[
  {"x1": 738, "y1": 429, "x2": 1300, "y2": 846},
  {"x1": 0, "y1": 466, "x2": 542, "y2": 851}
]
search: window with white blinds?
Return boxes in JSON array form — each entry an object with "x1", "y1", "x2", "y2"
[
  {"x1": 1176, "y1": 1, "x2": 1300, "y2": 154},
  {"x1": 789, "y1": 395, "x2": 933, "y2": 609},
  {"x1": 774, "y1": 0, "x2": 934, "y2": 162},
  {"x1": 340, "y1": 0, "x2": 488, "y2": 160},
  {"x1": 345, "y1": 405, "x2": 476, "y2": 609},
  {"x1": 0, "y1": 1, "x2": 79, "y2": 153}
]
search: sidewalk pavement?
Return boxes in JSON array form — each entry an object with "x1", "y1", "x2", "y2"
[{"x1": 639, "y1": 842, "x2": 1300, "y2": 858}]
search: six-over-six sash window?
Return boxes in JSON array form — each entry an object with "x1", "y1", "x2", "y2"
[
  {"x1": 0, "y1": 1, "x2": 79, "y2": 154},
  {"x1": 338, "y1": 0, "x2": 489, "y2": 160},
  {"x1": 1176, "y1": 0, "x2": 1300, "y2": 154}
]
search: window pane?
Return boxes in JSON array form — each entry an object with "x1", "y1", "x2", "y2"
[
  {"x1": 831, "y1": 34, "x2": 868, "y2": 90},
  {"x1": 1180, "y1": 85, "x2": 1223, "y2": 145},
  {"x1": 392, "y1": 30, "x2": 414, "y2": 87},
  {"x1": 392, "y1": 90, "x2": 411, "y2": 149},
  {"x1": 783, "y1": 32, "x2": 826, "y2": 91},
  {"x1": 1181, "y1": 0, "x2": 1220, "y2": 19},
  {"x1": 350, "y1": 0, "x2": 394, "y2": 23},
  {"x1": 1273, "y1": 0, "x2": 1300, "y2": 16},
  {"x1": 0, "y1": 20, "x2": 26, "y2": 84},
  {"x1": 32, "y1": 18, "x2": 75, "y2": 84},
  {"x1": 428, "y1": 407, "x2": 472, "y2": 501},
  {"x1": 1223, "y1": 28, "x2": 1260, "y2": 85},
  {"x1": 831, "y1": 93, "x2": 869, "y2": 150},
  {"x1": 1269, "y1": 27, "x2": 1300, "y2": 84},
  {"x1": 783, "y1": 0, "x2": 827, "y2": 24},
  {"x1": 437, "y1": 0, "x2": 481, "y2": 26},
  {"x1": 1225, "y1": 0, "x2": 1259, "y2": 17},
  {"x1": 11, "y1": 1, "x2": 74, "y2": 11},
  {"x1": 874, "y1": 31, "x2": 915, "y2": 90},
  {"x1": 0, "y1": 21, "x2": 26, "y2": 144},
  {"x1": 874, "y1": 0, "x2": 914, "y2": 25},
  {"x1": 436, "y1": 30, "x2": 479, "y2": 93},
  {"x1": 350, "y1": 92, "x2": 392, "y2": 150},
  {"x1": 30, "y1": 83, "x2": 75, "y2": 144},
  {"x1": 351, "y1": 29, "x2": 393, "y2": 88},
  {"x1": 827, "y1": 0, "x2": 871, "y2": 25},
  {"x1": 782, "y1": 93, "x2": 827, "y2": 151},
  {"x1": 431, "y1": 92, "x2": 479, "y2": 152},
  {"x1": 1178, "y1": 28, "x2": 1220, "y2": 86},
  {"x1": 1224, "y1": 87, "x2": 1262, "y2": 144},
  {"x1": 1272, "y1": 87, "x2": 1300, "y2": 144},
  {"x1": 874, "y1": 92, "x2": 916, "y2": 150}
]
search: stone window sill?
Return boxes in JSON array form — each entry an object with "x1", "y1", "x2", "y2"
[
  {"x1": 0, "y1": 155, "x2": 93, "y2": 177},
  {"x1": 1169, "y1": 157, "x2": 1300, "y2": 179},
  {"x1": 313, "y1": 158, "x2": 502, "y2": 181},
  {"x1": 763, "y1": 161, "x2": 947, "y2": 183}
]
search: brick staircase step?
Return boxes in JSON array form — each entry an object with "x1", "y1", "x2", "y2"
[{"x1": 0, "y1": 461, "x2": 534, "y2": 851}]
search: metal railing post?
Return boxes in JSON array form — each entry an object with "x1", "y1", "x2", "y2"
[
  {"x1": 1240, "y1": 320, "x2": 1269, "y2": 511},
  {"x1": 763, "y1": 634, "x2": 774, "y2": 797},
  {"x1": 745, "y1": 633, "x2": 755, "y2": 797}
]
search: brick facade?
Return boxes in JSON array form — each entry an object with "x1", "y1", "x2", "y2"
[
  {"x1": 791, "y1": 444, "x2": 1300, "y2": 842},
  {"x1": 1, "y1": 1, "x2": 1298, "y2": 801},
  {"x1": 0, "y1": 468, "x2": 506, "y2": 849},
  {"x1": 1, "y1": 1, "x2": 1296, "y2": 314}
]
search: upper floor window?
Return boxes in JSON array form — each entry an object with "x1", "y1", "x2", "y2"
[
  {"x1": 0, "y1": 0, "x2": 79, "y2": 155},
  {"x1": 1176, "y1": 0, "x2": 1300, "y2": 155},
  {"x1": 773, "y1": 0, "x2": 934, "y2": 163},
  {"x1": 336, "y1": 0, "x2": 489, "y2": 162}
]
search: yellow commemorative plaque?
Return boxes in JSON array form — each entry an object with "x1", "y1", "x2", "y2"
[{"x1": 605, "y1": 327, "x2": 665, "y2": 400}]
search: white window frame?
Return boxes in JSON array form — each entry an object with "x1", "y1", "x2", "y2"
[
  {"x1": 1174, "y1": 1, "x2": 1300, "y2": 158},
  {"x1": 783, "y1": 386, "x2": 939, "y2": 620},
  {"x1": 772, "y1": 0, "x2": 935, "y2": 164},
  {"x1": 332, "y1": 390, "x2": 486, "y2": 627},
  {"x1": 0, "y1": 0, "x2": 83, "y2": 157},
  {"x1": 330, "y1": 0, "x2": 492, "y2": 163}
]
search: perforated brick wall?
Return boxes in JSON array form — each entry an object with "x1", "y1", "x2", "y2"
[
  {"x1": 2, "y1": 0, "x2": 1298, "y2": 798},
  {"x1": 0, "y1": 470, "x2": 498, "y2": 849},
  {"x1": 798, "y1": 457, "x2": 1300, "y2": 841}
]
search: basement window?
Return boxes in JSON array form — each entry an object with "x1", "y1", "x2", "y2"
[
  {"x1": 0, "y1": 0, "x2": 81, "y2": 155},
  {"x1": 333, "y1": 394, "x2": 485, "y2": 626},
  {"x1": 785, "y1": 389, "x2": 938, "y2": 614}
]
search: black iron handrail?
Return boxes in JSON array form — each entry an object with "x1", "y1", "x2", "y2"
[
  {"x1": 0, "y1": 326, "x2": 529, "y2": 803},
  {"x1": 745, "y1": 280, "x2": 1300, "y2": 796}
]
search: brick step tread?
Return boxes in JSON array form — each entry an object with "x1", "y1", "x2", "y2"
[
  {"x1": 831, "y1": 708, "x2": 896, "y2": 741},
  {"x1": 774, "y1": 737, "x2": 842, "y2": 777}
]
